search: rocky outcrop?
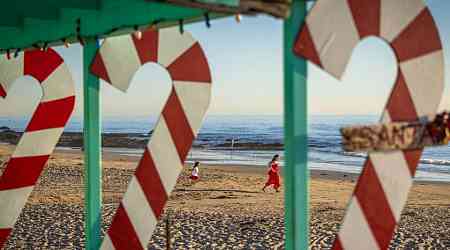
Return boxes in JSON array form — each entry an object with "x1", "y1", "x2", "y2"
[{"x1": 0, "y1": 129, "x2": 151, "y2": 148}]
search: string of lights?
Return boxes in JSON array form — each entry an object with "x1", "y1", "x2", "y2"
[{"x1": 1, "y1": 13, "x2": 242, "y2": 59}]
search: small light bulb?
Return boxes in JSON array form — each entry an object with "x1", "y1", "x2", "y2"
[
  {"x1": 134, "y1": 30, "x2": 142, "y2": 40},
  {"x1": 235, "y1": 14, "x2": 242, "y2": 23},
  {"x1": 63, "y1": 39, "x2": 70, "y2": 48}
]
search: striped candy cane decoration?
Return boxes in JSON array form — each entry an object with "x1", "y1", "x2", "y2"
[
  {"x1": 294, "y1": 1, "x2": 444, "y2": 249},
  {"x1": 91, "y1": 27, "x2": 212, "y2": 249},
  {"x1": 0, "y1": 49, "x2": 76, "y2": 248}
]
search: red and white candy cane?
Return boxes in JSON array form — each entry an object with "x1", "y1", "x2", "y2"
[
  {"x1": 0, "y1": 49, "x2": 76, "y2": 248},
  {"x1": 91, "y1": 27, "x2": 212, "y2": 249},
  {"x1": 295, "y1": 1, "x2": 444, "y2": 249}
]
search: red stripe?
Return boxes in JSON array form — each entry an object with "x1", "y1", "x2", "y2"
[
  {"x1": 391, "y1": 8, "x2": 442, "y2": 62},
  {"x1": 331, "y1": 237, "x2": 344, "y2": 250},
  {"x1": 26, "y1": 96, "x2": 75, "y2": 132},
  {"x1": 135, "y1": 149, "x2": 168, "y2": 218},
  {"x1": 132, "y1": 29, "x2": 158, "y2": 64},
  {"x1": 90, "y1": 53, "x2": 112, "y2": 83},
  {"x1": 385, "y1": 70, "x2": 418, "y2": 122},
  {"x1": 162, "y1": 90, "x2": 195, "y2": 161},
  {"x1": 355, "y1": 159, "x2": 396, "y2": 249},
  {"x1": 403, "y1": 149, "x2": 422, "y2": 176},
  {"x1": 0, "y1": 155, "x2": 50, "y2": 190},
  {"x1": 24, "y1": 49, "x2": 63, "y2": 83},
  {"x1": 347, "y1": 0, "x2": 380, "y2": 38},
  {"x1": 0, "y1": 84, "x2": 6, "y2": 98},
  {"x1": 0, "y1": 228, "x2": 12, "y2": 249},
  {"x1": 108, "y1": 203, "x2": 144, "y2": 250},
  {"x1": 167, "y1": 43, "x2": 211, "y2": 83},
  {"x1": 293, "y1": 24, "x2": 323, "y2": 68}
]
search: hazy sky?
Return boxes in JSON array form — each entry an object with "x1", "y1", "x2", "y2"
[{"x1": 1, "y1": 0, "x2": 450, "y2": 118}]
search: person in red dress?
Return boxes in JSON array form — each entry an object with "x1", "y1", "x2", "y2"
[{"x1": 262, "y1": 154, "x2": 281, "y2": 192}]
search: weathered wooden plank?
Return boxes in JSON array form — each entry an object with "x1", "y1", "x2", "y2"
[{"x1": 161, "y1": 0, "x2": 291, "y2": 18}]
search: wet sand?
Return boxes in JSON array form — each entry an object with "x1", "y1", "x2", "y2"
[{"x1": 0, "y1": 145, "x2": 449, "y2": 249}]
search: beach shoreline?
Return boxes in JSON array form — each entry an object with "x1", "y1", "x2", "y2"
[
  {"x1": 1, "y1": 144, "x2": 449, "y2": 249},
  {"x1": 2, "y1": 125, "x2": 450, "y2": 183},
  {"x1": 55, "y1": 146, "x2": 450, "y2": 185}
]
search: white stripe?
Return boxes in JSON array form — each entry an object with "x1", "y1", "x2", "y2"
[
  {"x1": 158, "y1": 27, "x2": 196, "y2": 68},
  {"x1": 121, "y1": 177, "x2": 158, "y2": 249},
  {"x1": 400, "y1": 50, "x2": 444, "y2": 118},
  {"x1": 148, "y1": 117, "x2": 183, "y2": 193},
  {"x1": 306, "y1": 0, "x2": 360, "y2": 79},
  {"x1": 0, "y1": 53, "x2": 24, "y2": 93},
  {"x1": 380, "y1": 110, "x2": 391, "y2": 123},
  {"x1": 380, "y1": 0, "x2": 425, "y2": 42},
  {"x1": 100, "y1": 234, "x2": 115, "y2": 250},
  {"x1": 12, "y1": 128, "x2": 64, "y2": 157},
  {"x1": 173, "y1": 81, "x2": 211, "y2": 134},
  {"x1": 100, "y1": 35, "x2": 142, "y2": 92},
  {"x1": 339, "y1": 197, "x2": 379, "y2": 250},
  {"x1": 0, "y1": 186, "x2": 33, "y2": 228},
  {"x1": 369, "y1": 151, "x2": 413, "y2": 221},
  {"x1": 41, "y1": 63, "x2": 75, "y2": 102}
]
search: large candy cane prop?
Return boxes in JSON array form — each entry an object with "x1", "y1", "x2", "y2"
[
  {"x1": 294, "y1": 1, "x2": 444, "y2": 249},
  {"x1": 91, "y1": 27, "x2": 212, "y2": 249},
  {"x1": 0, "y1": 49, "x2": 75, "y2": 248}
]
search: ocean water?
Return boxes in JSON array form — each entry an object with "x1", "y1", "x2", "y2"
[{"x1": 1, "y1": 115, "x2": 450, "y2": 182}]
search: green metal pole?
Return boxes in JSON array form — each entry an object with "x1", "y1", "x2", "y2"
[
  {"x1": 83, "y1": 38, "x2": 102, "y2": 250},
  {"x1": 283, "y1": 0, "x2": 308, "y2": 249}
]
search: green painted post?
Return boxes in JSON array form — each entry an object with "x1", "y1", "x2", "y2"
[
  {"x1": 83, "y1": 38, "x2": 102, "y2": 250},
  {"x1": 283, "y1": 0, "x2": 308, "y2": 249}
]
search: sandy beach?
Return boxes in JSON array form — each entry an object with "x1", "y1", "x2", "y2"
[{"x1": 0, "y1": 144, "x2": 449, "y2": 249}]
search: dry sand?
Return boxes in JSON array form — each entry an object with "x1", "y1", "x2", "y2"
[{"x1": 0, "y1": 144, "x2": 449, "y2": 249}]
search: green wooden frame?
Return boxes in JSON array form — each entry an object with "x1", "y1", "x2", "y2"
[
  {"x1": 1, "y1": 0, "x2": 308, "y2": 249},
  {"x1": 83, "y1": 38, "x2": 102, "y2": 250},
  {"x1": 283, "y1": 1, "x2": 308, "y2": 249}
]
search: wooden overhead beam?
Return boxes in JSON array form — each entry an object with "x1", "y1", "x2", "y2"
[{"x1": 160, "y1": 0, "x2": 291, "y2": 18}]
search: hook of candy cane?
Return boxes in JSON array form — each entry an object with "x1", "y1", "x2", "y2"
[
  {"x1": 91, "y1": 26, "x2": 212, "y2": 249},
  {"x1": 294, "y1": 0, "x2": 444, "y2": 249},
  {"x1": 0, "y1": 48, "x2": 76, "y2": 249}
]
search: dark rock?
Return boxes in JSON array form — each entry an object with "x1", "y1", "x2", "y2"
[{"x1": 0, "y1": 129, "x2": 151, "y2": 148}]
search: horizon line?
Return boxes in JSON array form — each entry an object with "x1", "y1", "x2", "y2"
[{"x1": 0, "y1": 113, "x2": 380, "y2": 119}]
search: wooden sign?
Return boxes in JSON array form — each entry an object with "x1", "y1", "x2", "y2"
[{"x1": 341, "y1": 112, "x2": 450, "y2": 152}]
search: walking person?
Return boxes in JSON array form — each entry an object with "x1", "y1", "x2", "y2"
[
  {"x1": 190, "y1": 161, "x2": 200, "y2": 181},
  {"x1": 263, "y1": 154, "x2": 281, "y2": 192}
]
